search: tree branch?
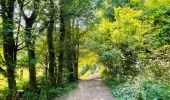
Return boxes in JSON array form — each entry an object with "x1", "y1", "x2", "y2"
[
  {"x1": 18, "y1": 0, "x2": 29, "y2": 20},
  {"x1": 0, "y1": 67, "x2": 7, "y2": 77},
  {"x1": 17, "y1": 45, "x2": 27, "y2": 51},
  {"x1": 24, "y1": 0, "x2": 31, "y2": 6},
  {"x1": 17, "y1": 41, "x2": 25, "y2": 47},
  {"x1": 1, "y1": 0, "x2": 7, "y2": 19}
]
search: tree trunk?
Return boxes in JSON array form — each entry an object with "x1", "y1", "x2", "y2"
[
  {"x1": 74, "y1": 44, "x2": 79, "y2": 80},
  {"x1": 57, "y1": 1, "x2": 65, "y2": 85},
  {"x1": 45, "y1": 53, "x2": 48, "y2": 79},
  {"x1": 25, "y1": 23, "x2": 37, "y2": 91},
  {"x1": 65, "y1": 18, "x2": 75, "y2": 82},
  {"x1": 47, "y1": 0, "x2": 56, "y2": 87},
  {"x1": 1, "y1": 0, "x2": 17, "y2": 99},
  {"x1": 18, "y1": 0, "x2": 40, "y2": 91},
  {"x1": 73, "y1": 22, "x2": 80, "y2": 80}
]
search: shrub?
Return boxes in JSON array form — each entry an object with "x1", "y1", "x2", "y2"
[{"x1": 107, "y1": 77, "x2": 170, "y2": 100}]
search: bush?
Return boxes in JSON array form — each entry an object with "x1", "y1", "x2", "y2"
[
  {"x1": 106, "y1": 77, "x2": 170, "y2": 100},
  {"x1": 16, "y1": 76, "x2": 79, "y2": 100}
]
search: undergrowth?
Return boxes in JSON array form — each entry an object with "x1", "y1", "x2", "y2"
[
  {"x1": 0, "y1": 76, "x2": 79, "y2": 100},
  {"x1": 106, "y1": 77, "x2": 170, "y2": 100}
]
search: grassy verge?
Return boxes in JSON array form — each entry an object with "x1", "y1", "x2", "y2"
[
  {"x1": 47, "y1": 81, "x2": 79, "y2": 100},
  {"x1": 16, "y1": 79, "x2": 79, "y2": 100},
  {"x1": 1, "y1": 80, "x2": 79, "y2": 100},
  {"x1": 0, "y1": 70, "x2": 79, "y2": 100},
  {"x1": 105, "y1": 77, "x2": 170, "y2": 100}
]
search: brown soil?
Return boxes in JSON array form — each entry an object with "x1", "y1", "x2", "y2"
[{"x1": 53, "y1": 74, "x2": 115, "y2": 100}]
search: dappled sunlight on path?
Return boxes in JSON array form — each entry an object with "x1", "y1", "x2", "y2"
[{"x1": 53, "y1": 74, "x2": 115, "y2": 100}]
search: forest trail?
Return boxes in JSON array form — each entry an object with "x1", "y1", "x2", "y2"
[{"x1": 53, "y1": 74, "x2": 115, "y2": 100}]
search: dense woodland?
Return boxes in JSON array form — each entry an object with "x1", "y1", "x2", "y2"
[{"x1": 0, "y1": 0, "x2": 170, "y2": 100}]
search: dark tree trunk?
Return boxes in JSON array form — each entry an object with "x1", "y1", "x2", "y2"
[
  {"x1": 73, "y1": 22, "x2": 80, "y2": 80},
  {"x1": 65, "y1": 18, "x2": 75, "y2": 82},
  {"x1": 25, "y1": 22, "x2": 37, "y2": 91},
  {"x1": 73, "y1": 42, "x2": 79, "y2": 80},
  {"x1": 18, "y1": 0, "x2": 40, "y2": 91},
  {"x1": 0, "y1": 67, "x2": 7, "y2": 77},
  {"x1": 47, "y1": 0, "x2": 56, "y2": 87},
  {"x1": 57, "y1": 1, "x2": 65, "y2": 86},
  {"x1": 74, "y1": 44, "x2": 79, "y2": 80},
  {"x1": 1, "y1": 0, "x2": 17, "y2": 99},
  {"x1": 45, "y1": 53, "x2": 48, "y2": 79}
]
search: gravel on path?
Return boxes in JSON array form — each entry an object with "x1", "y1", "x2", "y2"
[{"x1": 53, "y1": 78, "x2": 115, "y2": 100}]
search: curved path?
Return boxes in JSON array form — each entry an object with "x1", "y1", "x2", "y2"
[{"x1": 53, "y1": 74, "x2": 115, "y2": 100}]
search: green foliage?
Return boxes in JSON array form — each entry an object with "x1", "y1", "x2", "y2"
[
  {"x1": 1, "y1": 0, "x2": 170, "y2": 99},
  {"x1": 45, "y1": 81, "x2": 79, "y2": 99},
  {"x1": 18, "y1": 76, "x2": 79, "y2": 100},
  {"x1": 106, "y1": 78, "x2": 170, "y2": 100},
  {"x1": 99, "y1": 48, "x2": 124, "y2": 64},
  {"x1": 137, "y1": 45, "x2": 170, "y2": 83},
  {"x1": 88, "y1": 0, "x2": 170, "y2": 99},
  {"x1": 86, "y1": 6, "x2": 147, "y2": 79},
  {"x1": 80, "y1": 65, "x2": 90, "y2": 76},
  {"x1": 79, "y1": 64, "x2": 102, "y2": 78},
  {"x1": 140, "y1": 80, "x2": 170, "y2": 100},
  {"x1": 0, "y1": 75, "x2": 78, "y2": 99}
]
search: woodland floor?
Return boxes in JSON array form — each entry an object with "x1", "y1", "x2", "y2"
[{"x1": 53, "y1": 74, "x2": 115, "y2": 100}]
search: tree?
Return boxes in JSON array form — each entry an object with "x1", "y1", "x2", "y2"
[
  {"x1": 1, "y1": 0, "x2": 17, "y2": 99},
  {"x1": 72, "y1": 24, "x2": 80, "y2": 80},
  {"x1": 65, "y1": 17, "x2": 75, "y2": 82},
  {"x1": 18, "y1": 0, "x2": 40, "y2": 91},
  {"x1": 60, "y1": 0, "x2": 100, "y2": 81},
  {"x1": 47, "y1": 0, "x2": 56, "y2": 87},
  {"x1": 57, "y1": 0, "x2": 66, "y2": 85}
]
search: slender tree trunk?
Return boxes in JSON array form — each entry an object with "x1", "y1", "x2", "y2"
[
  {"x1": 72, "y1": 40, "x2": 79, "y2": 80},
  {"x1": 18, "y1": 0, "x2": 40, "y2": 91},
  {"x1": 73, "y1": 22, "x2": 80, "y2": 80},
  {"x1": 25, "y1": 23, "x2": 37, "y2": 91},
  {"x1": 1, "y1": 0, "x2": 17, "y2": 99},
  {"x1": 45, "y1": 53, "x2": 48, "y2": 79},
  {"x1": 65, "y1": 18, "x2": 75, "y2": 82},
  {"x1": 57, "y1": 1, "x2": 65, "y2": 85},
  {"x1": 47, "y1": 0, "x2": 56, "y2": 87},
  {"x1": 74, "y1": 44, "x2": 79, "y2": 80}
]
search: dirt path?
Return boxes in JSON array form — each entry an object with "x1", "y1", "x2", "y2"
[{"x1": 53, "y1": 74, "x2": 115, "y2": 100}]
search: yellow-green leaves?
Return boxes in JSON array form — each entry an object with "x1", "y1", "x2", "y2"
[
  {"x1": 114, "y1": 7, "x2": 142, "y2": 20},
  {"x1": 97, "y1": 7, "x2": 151, "y2": 49},
  {"x1": 145, "y1": 0, "x2": 170, "y2": 7}
]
